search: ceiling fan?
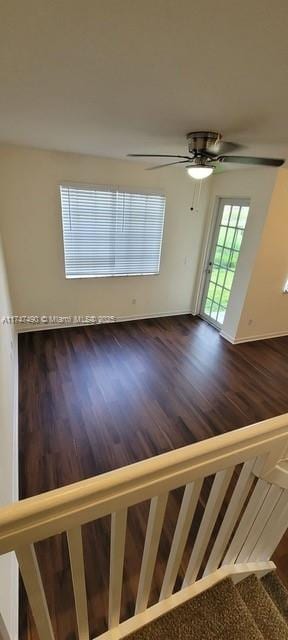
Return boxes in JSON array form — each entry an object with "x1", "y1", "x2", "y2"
[{"x1": 128, "y1": 131, "x2": 285, "y2": 180}]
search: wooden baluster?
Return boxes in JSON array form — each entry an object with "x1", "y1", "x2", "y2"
[
  {"x1": 135, "y1": 493, "x2": 168, "y2": 614},
  {"x1": 182, "y1": 468, "x2": 234, "y2": 589},
  {"x1": 160, "y1": 480, "x2": 203, "y2": 601},
  {"x1": 236, "y1": 484, "x2": 283, "y2": 563},
  {"x1": 222, "y1": 478, "x2": 270, "y2": 566},
  {"x1": 204, "y1": 458, "x2": 255, "y2": 576},
  {"x1": 108, "y1": 509, "x2": 127, "y2": 629},
  {"x1": 16, "y1": 544, "x2": 55, "y2": 640},
  {"x1": 67, "y1": 527, "x2": 89, "y2": 640},
  {"x1": 248, "y1": 489, "x2": 288, "y2": 562}
]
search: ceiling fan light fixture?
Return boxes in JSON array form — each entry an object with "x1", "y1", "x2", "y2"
[{"x1": 187, "y1": 165, "x2": 214, "y2": 180}]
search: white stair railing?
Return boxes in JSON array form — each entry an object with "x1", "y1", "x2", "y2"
[{"x1": 0, "y1": 413, "x2": 288, "y2": 640}]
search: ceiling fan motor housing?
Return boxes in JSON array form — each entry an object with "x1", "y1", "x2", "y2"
[{"x1": 186, "y1": 131, "x2": 222, "y2": 155}]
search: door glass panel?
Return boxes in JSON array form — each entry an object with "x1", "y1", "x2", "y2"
[
  {"x1": 221, "y1": 248, "x2": 231, "y2": 268},
  {"x1": 218, "y1": 226, "x2": 227, "y2": 245},
  {"x1": 221, "y1": 205, "x2": 231, "y2": 225},
  {"x1": 211, "y1": 266, "x2": 219, "y2": 283},
  {"x1": 204, "y1": 298, "x2": 212, "y2": 315},
  {"x1": 224, "y1": 228, "x2": 236, "y2": 249},
  {"x1": 233, "y1": 229, "x2": 244, "y2": 250},
  {"x1": 220, "y1": 288, "x2": 230, "y2": 307},
  {"x1": 217, "y1": 268, "x2": 227, "y2": 286},
  {"x1": 211, "y1": 301, "x2": 219, "y2": 320},
  {"x1": 229, "y1": 251, "x2": 239, "y2": 269},
  {"x1": 201, "y1": 199, "x2": 250, "y2": 328},
  {"x1": 229, "y1": 205, "x2": 240, "y2": 226},
  {"x1": 224, "y1": 270, "x2": 234, "y2": 289},
  {"x1": 214, "y1": 246, "x2": 223, "y2": 265},
  {"x1": 217, "y1": 307, "x2": 226, "y2": 324},
  {"x1": 214, "y1": 285, "x2": 223, "y2": 305},
  {"x1": 238, "y1": 206, "x2": 249, "y2": 228},
  {"x1": 207, "y1": 282, "x2": 215, "y2": 299}
]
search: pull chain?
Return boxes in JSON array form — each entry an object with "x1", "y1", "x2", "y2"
[{"x1": 190, "y1": 179, "x2": 203, "y2": 214}]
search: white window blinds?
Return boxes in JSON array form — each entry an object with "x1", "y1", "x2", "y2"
[{"x1": 60, "y1": 185, "x2": 166, "y2": 278}]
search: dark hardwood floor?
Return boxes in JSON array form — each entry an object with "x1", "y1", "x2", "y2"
[{"x1": 18, "y1": 315, "x2": 288, "y2": 640}]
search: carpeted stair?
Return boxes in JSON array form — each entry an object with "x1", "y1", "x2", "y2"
[
  {"x1": 128, "y1": 572, "x2": 288, "y2": 639},
  {"x1": 262, "y1": 571, "x2": 288, "y2": 624},
  {"x1": 236, "y1": 574, "x2": 288, "y2": 639}
]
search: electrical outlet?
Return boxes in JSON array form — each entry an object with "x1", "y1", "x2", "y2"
[{"x1": 132, "y1": 298, "x2": 136, "y2": 305}]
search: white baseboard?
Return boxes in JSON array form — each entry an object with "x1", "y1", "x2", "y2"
[
  {"x1": 220, "y1": 331, "x2": 236, "y2": 344},
  {"x1": 17, "y1": 310, "x2": 193, "y2": 333},
  {"x1": 221, "y1": 328, "x2": 288, "y2": 344}
]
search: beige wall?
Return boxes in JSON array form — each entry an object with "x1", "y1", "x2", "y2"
[
  {"x1": 0, "y1": 145, "x2": 211, "y2": 325},
  {"x1": 0, "y1": 237, "x2": 18, "y2": 640},
  {"x1": 236, "y1": 169, "x2": 288, "y2": 340},
  {"x1": 200, "y1": 168, "x2": 278, "y2": 341},
  {"x1": 0, "y1": 144, "x2": 285, "y2": 343}
]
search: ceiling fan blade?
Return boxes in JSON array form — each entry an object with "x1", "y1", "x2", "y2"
[
  {"x1": 146, "y1": 160, "x2": 190, "y2": 170},
  {"x1": 218, "y1": 155, "x2": 285, "y2": 167},
  {"x1": 127, "y1": 153, "x2": 192, "y2": 160},
  {"x1": 204, "y1": 141, "x2": 245, "y2": 157}
]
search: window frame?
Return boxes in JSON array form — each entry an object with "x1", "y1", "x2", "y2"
[{"x1": 59, "y1": 182, "x2": 166, "y2": 279}]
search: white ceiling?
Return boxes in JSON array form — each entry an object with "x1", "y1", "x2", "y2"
[{"x1": 1, "y1": 0, "x2": 288, "y2": 163}]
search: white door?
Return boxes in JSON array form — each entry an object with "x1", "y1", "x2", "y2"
[{"x1": 200, "y1": 198, "x2": 250, "y2": 329}]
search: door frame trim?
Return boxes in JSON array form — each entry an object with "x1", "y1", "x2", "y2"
[
  {"x1": 192, "y1": 196, "x2": 221, "y2": 317},
  {"x1": 200, "y1": 197, "x2": 230, "y2": 329}
]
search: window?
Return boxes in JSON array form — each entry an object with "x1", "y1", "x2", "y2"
[{"x1": 60, "y1": 184, "x2": 166, "y2": 278}]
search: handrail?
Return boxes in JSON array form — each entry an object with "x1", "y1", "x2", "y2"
[
  {"x1": 0, "y1": 413, "x2": 287, "y2": 554},
  {"x1": 1, "y1": 413, "x2": 288, "y2": 640}
]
